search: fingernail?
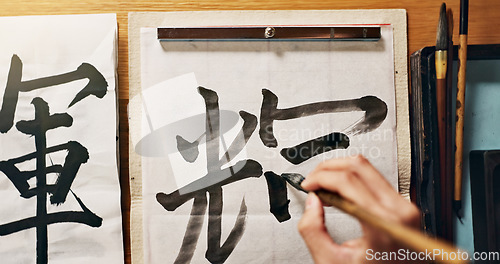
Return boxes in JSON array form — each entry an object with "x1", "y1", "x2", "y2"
[{"x1": 300, "y1": 178, "x2": 309, "y2": 188}]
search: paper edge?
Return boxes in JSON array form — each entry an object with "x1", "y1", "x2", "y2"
[{"x1": 128, "y1": 9, "x2": 410, "y2": 264}]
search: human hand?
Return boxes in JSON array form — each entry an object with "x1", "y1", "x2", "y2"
[{"x1": 298, "y1": 155, "x2": 420, "y2": 264}]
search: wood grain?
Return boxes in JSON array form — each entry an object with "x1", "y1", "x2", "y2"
[
  {"x1": 1, "y1": 1, "x2": 500, "y2": 263},
  {"x1": 455, "y1": 34, "x2": 468, "y2": 202}
]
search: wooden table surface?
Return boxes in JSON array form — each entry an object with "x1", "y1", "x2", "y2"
[{"x1": 1, "y1": 1, "x2": 499, "y2": 263}]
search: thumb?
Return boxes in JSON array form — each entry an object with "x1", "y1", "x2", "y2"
[{"x1": 298, "y1": 192, "x2": 339, "y2": 263}]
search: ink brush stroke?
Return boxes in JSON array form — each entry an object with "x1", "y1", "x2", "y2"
[{"x1": 281, "y1": 173, "x2": 468, "y2": 264}]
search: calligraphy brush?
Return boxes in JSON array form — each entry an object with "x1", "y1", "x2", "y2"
[
  {"x1": 436, "y1": 3, "x2": 448, "y2": 179},
  {"x1": 435, "y1": 2, "x2": 458, "y2": 237},
  {"x1": 443, "y1": 7, "x2": 460, "y2": 238},
  {"x1": 281, "y1": 173, "x2": 468, "y2": 264},
  {"x1": 454, "y1": 0, "x2": 469, "y2": 219},
  {"x1": 435, "y1": 2, "x2": 450, "y2": 231},
  {"x1": 447, "y1": 9, "x2": 463, "y2": 225}
]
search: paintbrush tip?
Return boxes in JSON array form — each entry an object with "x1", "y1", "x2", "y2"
[
  {"x1": 281, "y1": 173, "x2": 308, "y2": 193},
  {"x1": 436, "y1": 3, "x2": 448, "y2": 50}
]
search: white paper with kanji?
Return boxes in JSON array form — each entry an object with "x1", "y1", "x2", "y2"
[
  {"x1": 134, "y1": 23, "x2": 399, "y2": 263},
  {"x1": 0, "y1": 14, "x2": 123, "y2": 264}
]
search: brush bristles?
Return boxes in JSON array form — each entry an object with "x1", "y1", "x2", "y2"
[
  {"x1": 281, "y1": 173, "x2": 308, "y2": 193},
  {"x1": 436, "y1": 3, "x2": 449, "y2": 50}
]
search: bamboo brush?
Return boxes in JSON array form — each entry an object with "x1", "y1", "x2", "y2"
[
  {"x1": 282, "y1": 173, "x2": 468, "y2": 264},
  {"x1": 454, "y1": 0, "x2": 469, "y2": 218}
]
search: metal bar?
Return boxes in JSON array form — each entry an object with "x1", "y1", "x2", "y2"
[{"x1": 157, "y1": 26, "x2": 381, "y2": 41}]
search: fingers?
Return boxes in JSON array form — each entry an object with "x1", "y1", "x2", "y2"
[
  {"x1": 297, "y1": 155, "x2": 421, "y2": 263},
  {"x1": 298, "y1": 192, "x2": 340, "y2": 263},
  {"x1": 300, "y1": 170, "x2": 387, "y2": 217},
  {"x1": 303, "y1": 155, "x2": 400, "y2": 211},
  {"x1": 302, "y1": 154, "x2": 420, "y2": 227},
  {"x1": 309, "y1": 155, "x2": 397, "y2": 201}
]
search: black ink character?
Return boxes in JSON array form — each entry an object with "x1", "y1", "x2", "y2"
[
  {"x1": 0, "y1": 55, "x2": 107, "y2": 264},
  {"x1": 155, "y1": 86, "x2": 388, "y2": 263},
  {"x1": 156, "y1": 87, "x2": 263, "y2": 264},
  {"x1": 259, "y1": 88, "x2": 387, "y2": 164},
  {"x1": 0, "y1": 54, "x2": 107, "y2": 133},
  {"x1": 258, "y1": 89, "x2": 387, "y2": 220}
]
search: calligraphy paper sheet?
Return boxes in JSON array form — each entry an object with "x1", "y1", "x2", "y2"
[
  {"x1": 0, "y1": 14, "x2": 123, "y2": 264},
  {"x1": 129, "y1": 10, "x2": 409, "y2": 264}
]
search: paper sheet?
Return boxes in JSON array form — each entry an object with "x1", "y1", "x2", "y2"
[
  {"x1": 0, "y1": 14, "x2": 123, "y2": 264},
  {"x1": 131, "y1": 15, "x2": 405, "y2": 263}
]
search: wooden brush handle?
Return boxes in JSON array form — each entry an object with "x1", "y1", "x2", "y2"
[
  {"x1": 436, "y1": 77, "x2": 447, "y2": 181},
  {"x1": 315, "y1": 190, "x2": 468, "y2": 264},
  {"x1": 455, "y1": 34, "x2": 468, "y2": 203}
]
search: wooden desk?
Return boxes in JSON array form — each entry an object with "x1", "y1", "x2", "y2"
[{"x1": 1, "y1": 1, "x2": 499, "y2": 263}]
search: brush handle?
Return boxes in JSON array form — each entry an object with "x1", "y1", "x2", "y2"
[
  {"x1": 315, "y1": 190, "x2": 468, "y2": 264},
  {"x1": 459, "y1": 0, "x2": 469, "y2": 35},
  {"x1": 437, "y1": 74, "x2": 451, "y2": 234},
  {"x1": 436, "y1": 53, "x2": 448, "y2": 210},
  {"x1": 455, "y1": 34, "x2": 468, "y2": 206}
]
